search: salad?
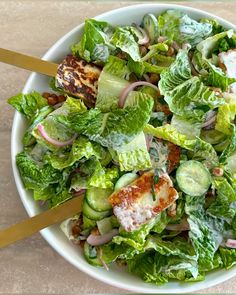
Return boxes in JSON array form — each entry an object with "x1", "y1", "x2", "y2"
[{"x1": 8, "y1": 10, "x2": 236, "y2": 284}]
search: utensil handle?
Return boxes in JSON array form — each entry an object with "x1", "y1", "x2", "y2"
[
  {"x1": 0, "y1": 48, "x2": 58, "y2": 76},
  {"x1": 0, "y1": 196, "x2": 83, "y2": 248}
]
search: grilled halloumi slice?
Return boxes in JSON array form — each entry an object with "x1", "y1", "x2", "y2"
[
  {"x1": 56, "y1": 54, "x2": 101, "y2": 107},
  {"x1": 109, "y1": 172, "x2": 178, "y2": 231},
  {"x1": 219, "y1": 49, "x2": 236, "y2": 93}
]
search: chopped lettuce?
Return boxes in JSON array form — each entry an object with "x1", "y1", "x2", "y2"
[
  {"x1": 16, "y1": 151, "x2": 61, "y2": 190},
  {"x1": 88, "y1": 161, "x2": 119, "y2": 189},
  {"x1": 32, "y1": 97, "x2": 87, "y2": 151},
  {"x1": 159, "y1": 50, "x2": 223, "y2": 120},
  {"x1": 207, "y1": 177, "x2": 236, "y2": 220},
  {"x1": 114, "y1": 132, "x2": 152, "y2": 171},
  {"x1": 158, "y1": 10, "x2": 212, "y2": 47},
  {"x1": 72, "y1": 19, "x2": 113, "y2": 62},
  {"x1": 215, "y1": 103, "x2": 236, "y2": 135},
  {"x1": 111, "y1": 27, "x2": 141, "y2": 61},
  {"x1": 185, "y1": 195, "x2": 225, "y2": 270},
  {"x1": 46, "y1": 136, "x2": 102, "y2": 170},
  {"x1": 57, "y1": 92, "x2": 154, "y2": 149},
  {"x1": 96, "y1": 56, "x2": 130, "y2": 111},
  {"x1": 219, "y1": 247, "x2": 236, "y2": 269},
  {"x1": 206, "y1": 64, "x2": 236, "y2": 91},
  {"x1": 196, "y1": 29, "x2": 234, "y2": 60},
  {"x1": 171, "y1": 115, "x2": 201, "y2": 139},
  {"x1": 8, "y1": 91, "x2": 48, "y2": 121}
]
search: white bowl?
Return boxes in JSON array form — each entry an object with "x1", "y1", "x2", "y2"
[{"x1": 11, "y1": 3, "x2": 236, "y2": 293}]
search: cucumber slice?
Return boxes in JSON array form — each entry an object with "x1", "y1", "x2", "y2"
[
  {"x1": 86, "y1": 187, "x2": 113, "y2": 212},
  {"x1": 201, "y1": 129, "x2": 226, "y2": 145},
  {"x1": 142, "y1": 14, "x2": 159, "y2": 44},
  {"x1": 82, "y1": 215, "x2": 97, "y2": 230},
  {"x1": 82, "y1": 199, "x2": 111, "y2": 221},
  {"x1": 176, "y1": 160, "x2": 211, "y2": 196},
  {"x1": 114, "y1": 173, "x2": 138, "y2": 191},
  {"x1": 84, "y1": 242, "x2": 102, "y2": 266}
]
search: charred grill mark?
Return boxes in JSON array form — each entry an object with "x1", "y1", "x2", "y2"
[{"x1": 56, "y1": 54, "x2": 101, "y2": 107}]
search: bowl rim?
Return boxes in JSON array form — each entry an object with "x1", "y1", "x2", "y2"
[{"x1": 10, "y1": 3, "x2": 236, "y2": 293}]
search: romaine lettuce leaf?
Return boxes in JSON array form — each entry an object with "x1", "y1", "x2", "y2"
[
  {"x1": 88, "y1": 161, "x2": 119, "y2": 189},
  {"x1": 185, "y1": 195, "x2": 225, "y2": 270},
  {"x1": 145, "y1": 236, "x2": 197, "y2": 261},
  {"x1": 8, "y1": 91, "x2": 48, "y2": 121},
  {"x1": 114, "y1": 132, "x2": 152, "y2": 171},
  {"x1": 207, "y1": 177, "x2": 236, "y2": 220},
  {"x1": 158, "y1": 10, "x2": 212, "y2": 47},
  {"x1": 111, "y1": 27, "x2": 141, "y2": 61},
  {"x1": 46, "y1": 136, "x2": 102, "y2": 170},
  {"x1": 96, "y1": 56, "x2": 130, "y2": 111},
  {"x1": 57, "y1": 92, "x2": 154, "y2": 149},
  {"x1": 159, "y1": 50, "x2": 192, "y2": 95},
  {"x1": 23, "y1": 106, "x2": 53, "y2": 147},
  {"x1": 32, "y1": 97, "x2": 87, "y2": 151},
  {"x1": 215, "y1": 103, "x2": 236, "y2": 135},
  {"x1": 171, "y1": 115, "x2": 201, "y2": 140},
  {"x1": 219, "y1": 247, "x2": 236, "y2": 269},
  {"x1": 128, "y1": 251, "x2": 200, "y2": 284},
  {"x1": 16, "y1": 151, "x2": 61, "y2": 190},
  {"x1": 48, "y1": 188, "x2": 72, "y2": 208},
  {"x1": 196, "y1": 30, "x2": 234, "y2": 60},
  {"x1": 206, "y1": 64, "x2": 236, "y2": 91},
  {"x1": 72, "y1": 19, "x2": 113, "y2": 62}
]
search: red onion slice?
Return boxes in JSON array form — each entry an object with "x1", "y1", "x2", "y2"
[
  {"x1": 145, "y1": 134, "x2": 153, "y2": 150},
  {"x1": 202, "y1": 111, "x2": 217, "y2": 128},
  {"x1": 225, "y1": 239, "x2": 236, "y2": 248},
  {"x1": 87, "y1": 229, "x2": 119, "y2": 246},
  {"x1": 37, "y1": 123, "x2": 77, "y2": 147},
  {"x1": 119, "y1": 81, "x2": 158, "y2": 108},
  {"x1": 166, "y1": 219, "x2": 189, "y2": 231}
]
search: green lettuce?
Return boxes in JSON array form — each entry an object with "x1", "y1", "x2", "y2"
[
  {"x1": 206, "y1": 64, "x2": 236, "y2": 91},
  {"x1": 16, "y1": 151, "x2": 61, "y2": 190},
  {"x1": 114, "y1": 132, "x2": 152, "y2": 171},
  {"x1": 196, "y1": 30, "x2": 234, "y2": 60},
  {"x1": 159, "y1": 50, "x2": 223, "y2": 120},
  {"x1": 72, "y1": 19, "x2": 113, "y2": 62},
  {"x1": 23, "y1": 106, "x2": 53, "y2": 147},
  {"x1": 185, "y1": 195, "x2": 225, "y2": 270},
  {"x1": 32, "y1": 97, "x2": 87, "y2": 151},
  {"x1": 57, "y1": 92, "x2": 154, "y2": 149},
  {"x1": 171, "y1": 115, "x2": 202, "y2": 140},
  {"x1": 88, "y1": 161, "x2": 119, "y2": 189},
  {"x1": 46, "y1": 136, "x2": 102, "y2": 170},
  {"x1": 96, "y1": 56, "x2": 130, "y2": 111},
  {"x1": 8, "y1": 91, "x2": 48, "y2": 121},
  {"x1": 219, "y1": 247, "x2": 236, "y2": 269},
  {"x1": 158, "y1": 10, "x2": 212, "y2": 47},
  {"x1": 111, "y1": 27, "x2": 141, "y2": 61},
  {"x1": 215, "y1": 103, "x2": 236, "y2": 135},
  {"x1": 207, "y1": 177, "x2": 236, "y2": 220},
  {"x1": 128, "y1": 251, "x2": 200, "y2": 284},
  {"x1": 159, "y1": 50, "x2": 192, "y2": 95}
]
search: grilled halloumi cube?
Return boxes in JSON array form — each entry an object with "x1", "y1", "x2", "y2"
[
  {"x1": 56, "y1": 54, "x2": 101, "y2": 107},
  {"x1": 109, "y1": 172, "x2": 178, "y2": 231},
  {"x1": 219, "y1": 49, "x2": 236, "y2": 93}
]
